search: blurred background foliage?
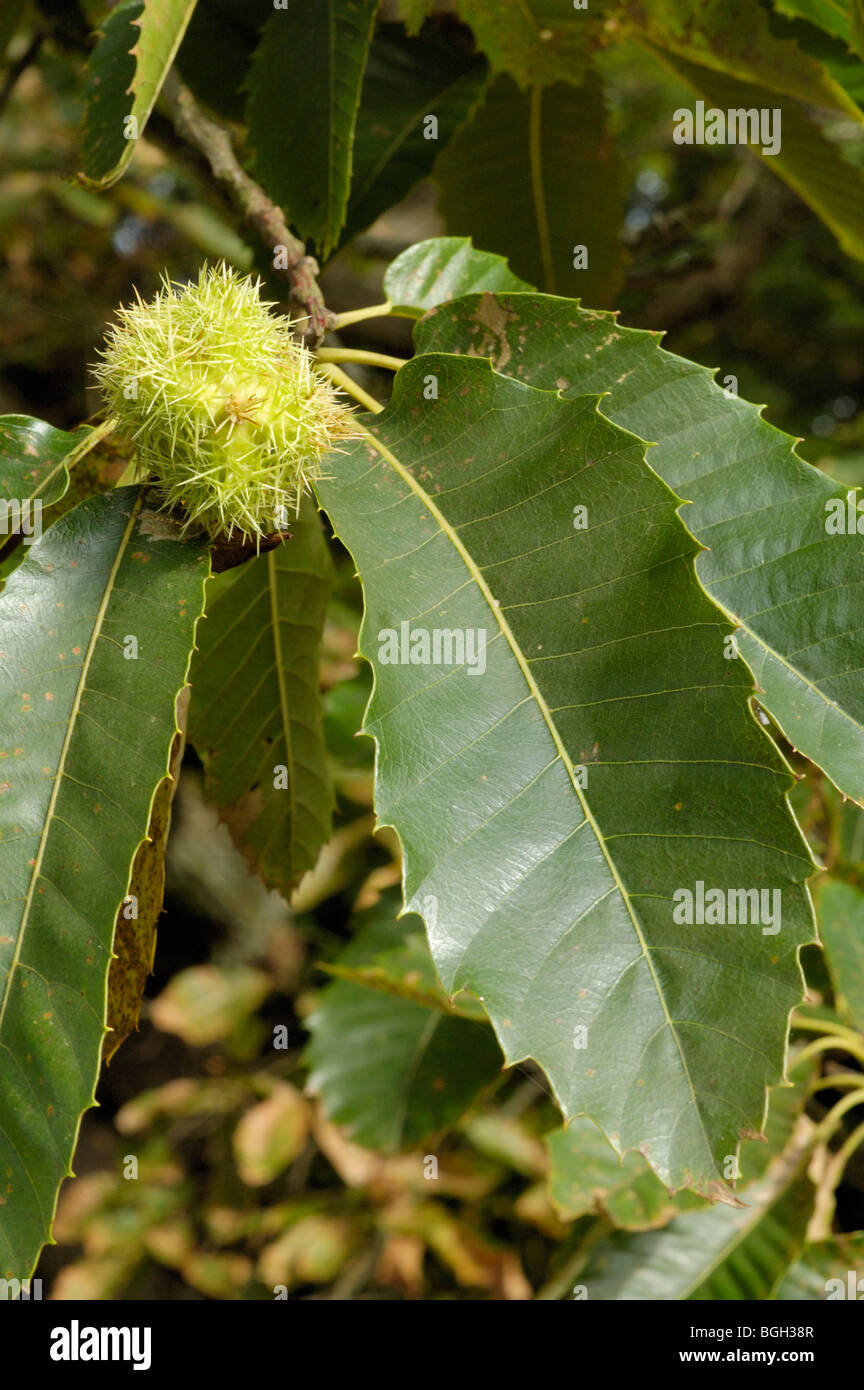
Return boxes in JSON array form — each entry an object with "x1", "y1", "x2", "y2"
[{"x1": 2, "y1": 0, "x2": 864, "y2": 1299}]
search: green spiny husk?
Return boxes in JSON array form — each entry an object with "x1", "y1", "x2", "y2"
[{"x1": 93, "y1": 263, "x2": 355, "y2": 540}]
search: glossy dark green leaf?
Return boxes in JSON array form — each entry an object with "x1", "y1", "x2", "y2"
[
  {"x1": 416, "y1": 287, "x2": 864, "y2": 801},
  {"x1": 0, "y1": 488, "x2": 208, "y2": 1279},
  {"x1": 340, "y1": 24, "x2": 486, "y2": 248},
  {"x1": 315, "y1": 352, "x2": 814, "y2": 1197},
  {"x1": 187, "y1": 502, "x2": 334, "y2": 892},
  {"x1": 0, "y1": 417, "x2": 127, "y2": 592},
  {"x1": 435, "y1": 74, "x2": 626, "y2": 305},
  {"x1": 245, "y1": 0, "x2": 378, "y2": 258},
  {"x1": 383, "y1": 236, "x2": 532, "y2": 317}
]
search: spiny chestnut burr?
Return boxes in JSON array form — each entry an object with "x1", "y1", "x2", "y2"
[{"x1": 93, "y1": 263, "x2": 355, "y2": 541}]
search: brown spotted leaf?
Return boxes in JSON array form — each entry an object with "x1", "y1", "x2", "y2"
[
  {"x1": 103, "y1": 688, "x2": 190, "y2": 1062},
  {"x1": 232, "y1": 1081, "x2": 311, "y2": 1186}
]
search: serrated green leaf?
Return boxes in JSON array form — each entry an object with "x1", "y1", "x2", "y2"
[
  {"x1": 175, "y1": 0, "x2": 273, "y2": 122},
  {"x1": 80, "y1": 0, "x2": 142, "y2": 187},
  {"x1": 245, "y1": 0, "x2": 378, "y2": 259},
  {"x1": 0, "y1": 487, "x2": 208, "y2": 1279},
  {"x1": 383, "y1": 236, "x2": 533, "y2": 317},
  {"x1": 767, "y1": 9, "x2": 864, "y2": 119},
  {"x1": 340, "y1": 24, "x2": 487, "y2": 249},
  {"x1": 648, "y1": 46, "x2": 864, "y2": 262},
  {"x1": 774, "y1": 1, "x2": 864, "y2": 103},
  {"x1": 415, "y1": 289, "x2": 864, "y2": 801},
  {"x1": 452, "y1": 0, "x2": 610, "y2": 89},
  {"x1": 773, "y1": 0, "x2": 857, "y2": 45},
  {"x1": 187, "y1": 503, "x2": 334, "y2": 892},
  {"x1": 436, "y1": 74, "x2": 626, "y2": 305},
  {"x1": 305, "y1": 894, "x2": 502, "y2": 1151},
  {"x1": 777, "y1": 1233, "x2": 864, "y2": 1298},
  {"x1": 315, "y1": 352, "x2": 815, "y2": 1196},
  {"x1": 627, "y1": 0, "x2": 864, "y2": 117},
  {"x1": 546, "y1": 1056, "x2": 812, "y2": 1229},
  {"x1": 771, "y1": 0, "x2": 864, "y2": 65},
  {"x1": 815, "y1": 877, "x2": 864, "y2": 1030},
  {"x1": 579, "y1": 1150, "x2": 814, "y2": 1299},
  {"x1": 79, "y1": 0, "x2": 199, "y2": 190}
]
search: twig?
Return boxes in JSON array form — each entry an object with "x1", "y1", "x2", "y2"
[
  {"x1": 316, "y1": 347, "x2": 406, "y2": 371},
  {"x1": 315, "y1": 361, "x2": 384, "y2": 414},
  {"x1": 333, "y1": 302, "x2": 393, "y2": 329},
  {"x1": 159, "y1": 70, "x2": 335, "y2": 346}
]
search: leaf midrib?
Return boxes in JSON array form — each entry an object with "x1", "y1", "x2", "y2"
[
  {"x1": 267, "y1": 548, "x2": 296, "y2": 876},
  {"x1": 392, "y1": 1007, "x2": 441, "y2": 1149}
]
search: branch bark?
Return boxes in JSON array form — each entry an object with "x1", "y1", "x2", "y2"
[{"x1": 160, "y1": 71, "x2": 334, "y2": 346}]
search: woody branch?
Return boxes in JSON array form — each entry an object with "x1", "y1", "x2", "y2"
[{"x1": 160, "y1": 70, "x2": 335, "y2": 346}]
